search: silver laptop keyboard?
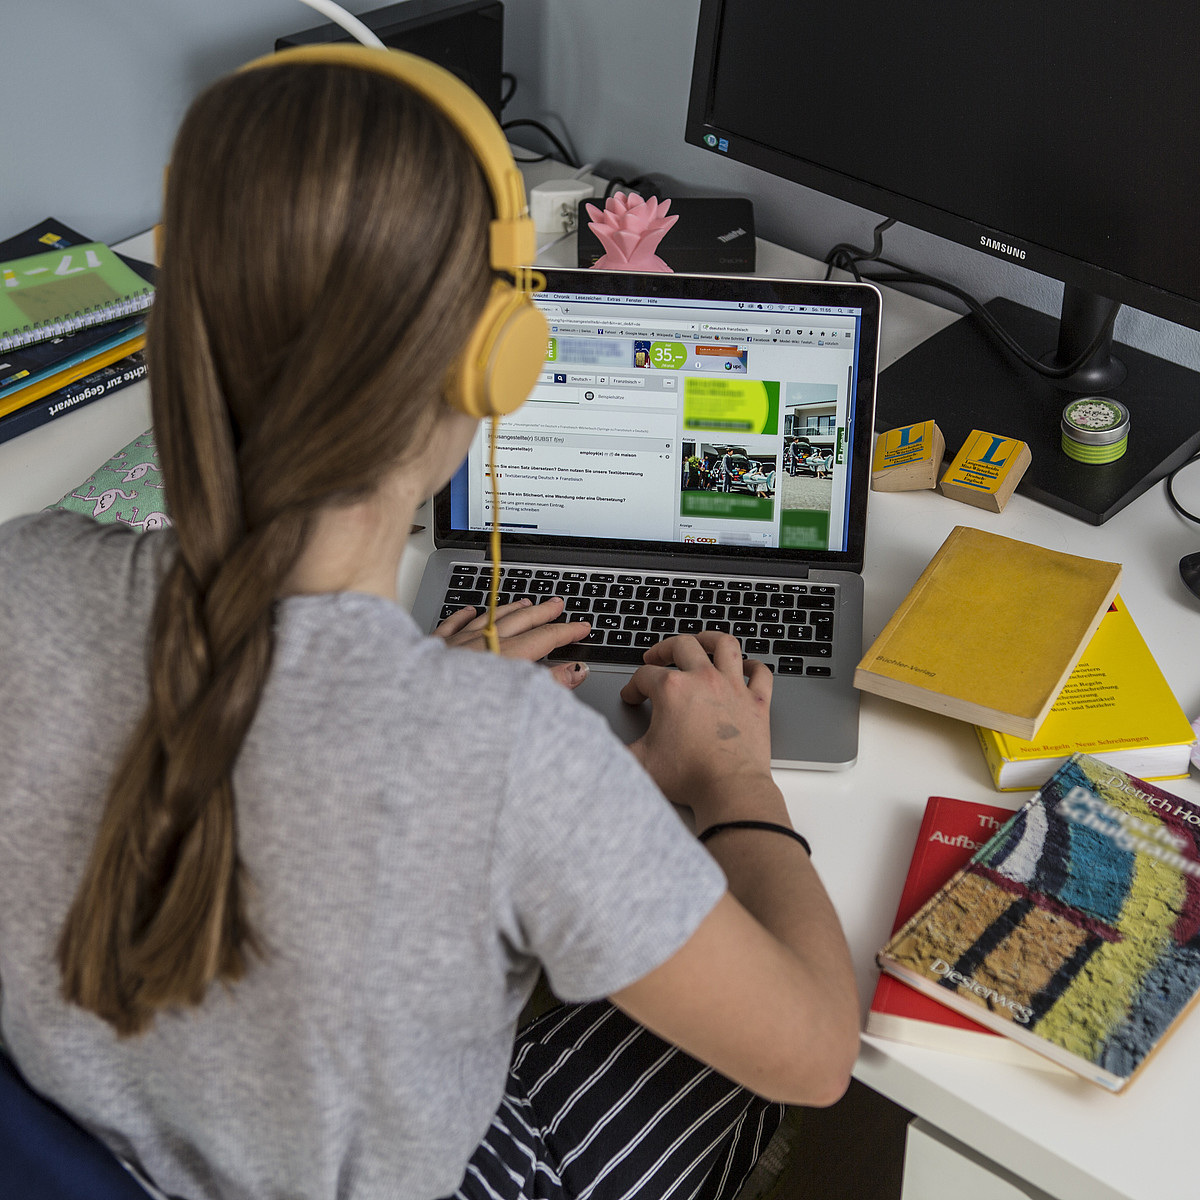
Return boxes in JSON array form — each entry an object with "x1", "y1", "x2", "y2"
[{"x1": 438, "y1": 562, "x2": 839, "y2": 675}]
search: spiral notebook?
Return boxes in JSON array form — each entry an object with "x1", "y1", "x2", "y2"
[{"x1": 0, "y1": 242, "x2": 154, "y2": 353}]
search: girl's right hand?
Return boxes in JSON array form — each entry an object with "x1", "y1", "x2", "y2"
[{"x1": 619, "y1": 632, "x2": 778, "y2": 821}]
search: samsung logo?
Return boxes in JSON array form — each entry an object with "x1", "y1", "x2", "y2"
[{"x1": 980, "y1": 235, "x2": 1026, "y2": 260}]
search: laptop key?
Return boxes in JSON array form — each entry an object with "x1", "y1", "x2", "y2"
[
  {"x1": 608, "y1": 630, "x2": 632, "y2": 644},
  {"x1": 651, "y1": 617, "x2": 677, "y2": 633},
  {"x1": 547, "y1": 643, "x2": 644, "y2": 664},
  {"x1": 773, "y1": 640, "x2": 832, "y2": 657},
  {"x1": 806, "y1": 665, "x2": 833, "y2": 676},
  {"x1": 777, "y1": 657, "x2": 806, "y2": 674},
  {"x1": 745, "y1": 638, "x2": 770, "y2": 654},
  {"x1": 634, "y1": 632, "x2": 657, "y2": 647}
]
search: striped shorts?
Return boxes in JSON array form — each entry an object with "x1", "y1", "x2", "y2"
[{"x1": 448, "y1": 1001, "x2": 785, "y2": 1200}]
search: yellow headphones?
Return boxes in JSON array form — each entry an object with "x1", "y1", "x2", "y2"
[{"x1": 234, "y1": 43, "x2": 549, "y2": 420}]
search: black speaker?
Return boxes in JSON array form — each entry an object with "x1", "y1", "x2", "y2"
[{"x1": 275, "y1": 0, "x2": 505, "y2": 119}]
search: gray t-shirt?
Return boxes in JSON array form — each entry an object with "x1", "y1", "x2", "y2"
[{"x1": 0, "y1": 510, "x2": 725, "y2": 1200}]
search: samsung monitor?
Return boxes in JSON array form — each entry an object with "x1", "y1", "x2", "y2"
[{"x1": 685, "y1": 0, "x2": 1200, "y2": 523}]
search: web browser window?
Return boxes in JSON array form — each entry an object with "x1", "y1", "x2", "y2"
[{"x1": 451, "y1": 290, "x2": 867, "y2": 552}]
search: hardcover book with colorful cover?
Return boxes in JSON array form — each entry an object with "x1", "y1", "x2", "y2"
[
  {"x1": 854, "y1": 526, "x2": 1122, "y2": 738},
  {"x1": 0, "y1": 351, "x2": 147, "y2": 447},
  {"x1": 877, "y1": 754, "x2": 1200, "y2": 1091},
  {"x1": 867, "y1": 795, "x2": 1066, "y2": 1071},
  {"x1": 975, "y1": 597, "x2": 1196, "y2": 790}
]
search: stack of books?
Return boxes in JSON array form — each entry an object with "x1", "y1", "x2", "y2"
[
  {"x1": 0, "y1": 218, "x2": 155, "y2": 446},
  {"x1": 875, "y1": 756, "x2": 1200, "y2": 1093}
]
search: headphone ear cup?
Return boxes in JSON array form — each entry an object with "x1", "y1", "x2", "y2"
[{"x1": 450, "y1": 281, "x2": 549, "y2": 419}]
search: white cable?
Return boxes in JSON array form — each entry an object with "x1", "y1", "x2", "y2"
[{"x1": 293, "y1": 0, "x2": 385, "y2": 48}]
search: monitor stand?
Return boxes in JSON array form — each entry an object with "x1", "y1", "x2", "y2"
[{"x1": 874, "y1": 296, "x2": 1200, "y2": 524}]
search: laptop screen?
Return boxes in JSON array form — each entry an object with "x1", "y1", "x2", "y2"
[{"x1": 437, "y1": 268, "x2": 880, "y2": 570}]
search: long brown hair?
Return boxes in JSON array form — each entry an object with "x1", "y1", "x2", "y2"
[{"x1": 58, "y1": 62, "x2": 493, "y2": 1035}]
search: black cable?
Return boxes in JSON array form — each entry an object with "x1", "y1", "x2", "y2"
[
  {"x1": 500, "y1": 72, "x2": 517, "y2": 110},
  {"x1": 500, "y1": 118, "x2": 580, "y2": 168},
  {"x1": 1166, "y1": 452, "x2": 1200, "y2": 526},
  {"x1": 603, "y1": 175, "x2": 663, "y2": 200},
  {"x1": 823, "y1": 219, "x2": 1122, "y2": 381}
]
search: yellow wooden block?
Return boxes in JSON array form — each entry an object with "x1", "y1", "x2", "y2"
[{"x1": 939, "y1": 429, "x2": 1031, "y2": 512}]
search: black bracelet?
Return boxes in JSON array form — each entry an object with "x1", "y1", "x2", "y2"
[{"x1": 698, "y1": 820, "x2": 811, "y2": 856}]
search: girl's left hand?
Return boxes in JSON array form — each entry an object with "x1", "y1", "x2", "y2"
[{"x1": 434, "y1": 596, "x2": 592, "y2": 689}]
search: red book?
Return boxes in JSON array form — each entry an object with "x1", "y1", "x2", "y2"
[{"x1": 867, "y1": 795, "x2": 1066, "y2": 1071}]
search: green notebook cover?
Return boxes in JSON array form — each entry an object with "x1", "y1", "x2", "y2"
[{"x1": 0, "y1": 242, "x2": 154, "y2": 352}]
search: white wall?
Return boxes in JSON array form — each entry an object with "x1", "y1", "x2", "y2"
[
  {"x1": 4, "y1": 0, "x2": 1197, "y2": 372},
  {"x1": 1, "y1": 0, "x2": 318, "y2": 246}
]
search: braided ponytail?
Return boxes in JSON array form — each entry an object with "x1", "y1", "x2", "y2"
[{"x1": 58, "y1": 62, "x2": 492, "y2": 1034}]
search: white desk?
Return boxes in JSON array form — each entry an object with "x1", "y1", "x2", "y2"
[{"x1": 4, "y1": 222, "x2": 1200, "y2": 1200}]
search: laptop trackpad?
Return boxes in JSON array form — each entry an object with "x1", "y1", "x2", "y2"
[{"x1": 573, "y1": 666, "x2": 649, "y2": 745}]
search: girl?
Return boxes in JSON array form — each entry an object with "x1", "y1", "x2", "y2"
[{"x1": 0, "y1": 49, "x2": 858, "y2": 1200}]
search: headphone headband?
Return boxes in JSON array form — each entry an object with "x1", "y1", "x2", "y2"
[{"x1": 239, "y1": 44, "x2": 536, "y2": 270}]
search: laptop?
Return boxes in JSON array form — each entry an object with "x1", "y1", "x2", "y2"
[{"x1": 412, "y1": 268, "x2": 881, "y2": 768}]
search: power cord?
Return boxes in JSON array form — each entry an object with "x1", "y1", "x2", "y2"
[
  {"x1": 602, "y1": 174, "x2": 666, "y2": 201},
  {"x1": 1166, "y1": 452, "x2": 1200, "y2": 526},
  {"x1": 502, "y1": 118, "x2": 581, "y2": 168},
  {"x1": 824, "y1": 217, "x2": 1121, "y2": 381}
]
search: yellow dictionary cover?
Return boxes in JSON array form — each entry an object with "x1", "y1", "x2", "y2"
[
  {"x1": 871, "y1": 420, "x2": 944, "y2": 491},
  {"x1": 854, "y1": 525, "x2": 1122, "y2": 738},
  {"x1": 939, "y1": 429, "x2": 1031, "y2": 512},
  {"x1": 976, "y1": 596, "x2": 1195, "y2": 789}
]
